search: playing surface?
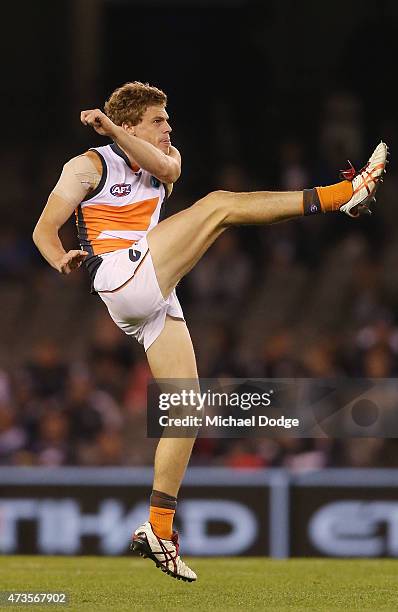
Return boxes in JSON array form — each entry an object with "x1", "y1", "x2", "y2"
[{"x1": 0, "y1": 557, "x2": 397, "y2": 611}]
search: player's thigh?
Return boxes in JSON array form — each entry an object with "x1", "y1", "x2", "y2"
[
  {"x1": 147, "y1": 192, "x2": 228, "y2": 298},
  {"x1": 146, "y1": 315, "x2": 199, "y2": 382}
]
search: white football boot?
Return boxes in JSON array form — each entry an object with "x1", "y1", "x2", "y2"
[
  {"x1": 130, "y1": 521, "x2": 197, "y2": 582},
  {"x1": 339, "y1": 141, "x2": 389, "y2": 217}
]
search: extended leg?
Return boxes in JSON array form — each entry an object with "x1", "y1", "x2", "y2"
[
  {"x1": 148, "y1": 189, "x2": 305, "y2": 298},
  {"x1": 148, "y1": 141, "x2": 388, "y2": 299}
]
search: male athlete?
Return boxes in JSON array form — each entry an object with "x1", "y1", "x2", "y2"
[{"x1": 33, "y1": 81, "x2": 388, "y2": 582}]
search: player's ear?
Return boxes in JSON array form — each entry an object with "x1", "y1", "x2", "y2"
[{"x1": 122, "y1": 122, "x2": 135, "y2": 135}]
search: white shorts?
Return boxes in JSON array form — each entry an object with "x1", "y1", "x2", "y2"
[{"x1": 93, "y1": 237, "x2": 184, "y2": 351}]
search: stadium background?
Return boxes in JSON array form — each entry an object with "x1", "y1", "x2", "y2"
[{"x1": 1, "y1": 0, "x2": 398, "y2": 558}]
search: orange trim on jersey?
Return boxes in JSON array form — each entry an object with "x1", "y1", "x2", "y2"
[
  {"x1": 82, "y1": 197, "x2": 159, "y2": 233},
  {"x1": 91, "y1": 237, "x2": 140, "y2": 255},
  {"x1": 78, "y1": 196, "x2": 159, "y2": 255}
]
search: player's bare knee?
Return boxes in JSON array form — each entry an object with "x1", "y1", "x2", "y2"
[{"x1": 193, "y1": 190, "x2": 232, "y2": 225}]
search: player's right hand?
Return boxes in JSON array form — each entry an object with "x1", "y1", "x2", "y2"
[
  {"x1": 80, "y1": 109, "x2": 116, "y2": 137},
  {"x1": 57, "y1": 250, "x2": 88, "y2": 275}
]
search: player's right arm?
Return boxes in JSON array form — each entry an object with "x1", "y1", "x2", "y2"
[
  {"x1": 80, "y1": 109, "x2": 181, "y2": 184},
  {"x1": 32, "y1": 152, "x2": 100, "y2": 274}
]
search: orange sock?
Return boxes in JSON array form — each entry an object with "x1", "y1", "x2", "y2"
[
  {"x1": 316, "y1": 180, "x2": 353, "y2": 212},
  {"x1": 149, "y1": 506, "x2": 175, "y2": 540}
]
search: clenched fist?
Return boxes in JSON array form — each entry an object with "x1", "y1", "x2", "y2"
[
  {"x1": 80, "y1": 109, "x2": 117, "y2": 137},
  {"x1": 58, "y1": 250, "x2": 88, "y2": 274}
]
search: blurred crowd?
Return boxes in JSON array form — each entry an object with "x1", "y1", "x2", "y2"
[{"x1": 1, "y1": 90, "x2": 398, "y2": 469}]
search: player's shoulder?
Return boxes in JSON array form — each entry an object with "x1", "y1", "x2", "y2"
[
  {"x1": 64, "y1": 150, "x2": 104, "y2": 175},
  {"x1": 83, "y1": 149, "x2": 104, "y2": 174}
]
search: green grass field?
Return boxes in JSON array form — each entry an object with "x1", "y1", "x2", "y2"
[{"x1": 0, "y1": 557, "x2": 397, "y2": 611}]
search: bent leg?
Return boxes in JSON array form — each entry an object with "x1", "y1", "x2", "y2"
[
  {"x1": 148, "y1": 189, "x2": 303, "y2": 298},
  {"x1": 146, "y1": 315, "x2": 199, "y2": 497}
]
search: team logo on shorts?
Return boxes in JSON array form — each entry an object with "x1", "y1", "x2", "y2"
[
  {"x1": 129, "y1": 248, "x2": 142, "y2": 263},
  {"x1": 110, "y1": 183, "x2": 132, "y2": 197}
]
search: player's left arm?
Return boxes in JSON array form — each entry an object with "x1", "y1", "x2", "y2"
[{"x1": 80, "y1": 109, "x2": 181, "y2": 184}]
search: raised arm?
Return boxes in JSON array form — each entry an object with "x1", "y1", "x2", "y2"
[
  {"x1": 114, "y1": 130, "x2": 181, "y2": 184},
  {"x1": 80, "y1": 109, "x2": 181, "y2": 184},
  {"x1": 32, "y1": 152, "x2": 101, "y2": 274}
]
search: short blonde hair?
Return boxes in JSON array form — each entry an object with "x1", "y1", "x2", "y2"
[{"x1": 104, "y1": 81, "x2": 167, "y2": 126}]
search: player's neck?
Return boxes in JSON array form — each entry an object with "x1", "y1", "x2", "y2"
[{"x1": 111, "y1": 141, "x2": 140, "y2": 172}]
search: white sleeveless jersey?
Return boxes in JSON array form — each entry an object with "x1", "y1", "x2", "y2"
[{"x1": 75, "y1": 142, "x2": 167, "y2": 257}]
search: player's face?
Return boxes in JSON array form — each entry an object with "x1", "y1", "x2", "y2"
[{"x1": 133, "y1": 106, "x2": 172, "y2": 154}]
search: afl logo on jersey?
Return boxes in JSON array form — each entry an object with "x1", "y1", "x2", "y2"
[{"x1": 110, "y1": 183, "x2": 132, "y2": 197}]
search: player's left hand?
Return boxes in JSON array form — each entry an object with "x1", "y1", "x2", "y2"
[
  {"x1": 57, "y1": 249, "x2": 88, "y2": 275},
  {"x1": 80, "y1": 109, "x2": 116, "y2": 137}
]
